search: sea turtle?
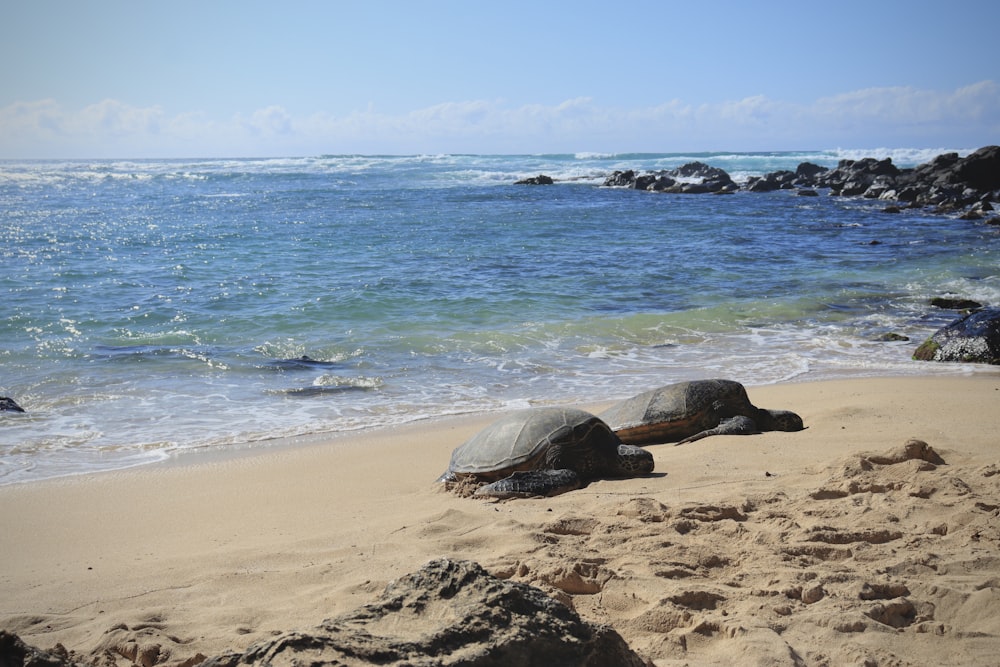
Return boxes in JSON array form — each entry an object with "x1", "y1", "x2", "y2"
[
  {"x1": 599, "y1": 379, "x2": 804, "y2": 446},
  {"x1": 438, "y1": 407, "x2": 654, "y2": 499}
]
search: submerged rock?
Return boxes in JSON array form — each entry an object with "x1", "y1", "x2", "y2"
[
  {"x1": 914, "y1": 308, "x2": 1000, "y2": 364},
  {"x1": 930, "y1": 297, "x2": 983, "y2": 311},
  {"x1": 0, "y1": 397, "x2": 25, "y2": 413},
  {"x1": 202, "y1": 558, "x2": 647, "y2": 667}
]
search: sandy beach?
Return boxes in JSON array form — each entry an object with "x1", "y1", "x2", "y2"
[{"x1": 2, "y1": 374, "x2": 1000, "y2": 666}]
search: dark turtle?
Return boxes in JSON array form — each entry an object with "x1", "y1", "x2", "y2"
[
  {"x1": 599, "y1": 379, "x2": 804, "y2": 446},
  {"x1": 438, "y1": 407, "x2": 654, "y2": 498}
]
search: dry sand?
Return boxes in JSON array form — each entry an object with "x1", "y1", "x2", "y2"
[{"x1": 2, "y1": 375, "x2": 999, "y2": 666}]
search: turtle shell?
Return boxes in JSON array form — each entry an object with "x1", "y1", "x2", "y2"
[
  {"x1": 600, "y1": 379, "x2": 754, "y2": 445},
  {"x1": 446, "y1": 407, "x2": 619, "y2": 482}
]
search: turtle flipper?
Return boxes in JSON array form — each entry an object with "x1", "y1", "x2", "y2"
[
  {"x1": 675, "y1": 415, "x2": 759, "y2": 445},
  {"x1": 474, "y1": 469, "x2": 582, "y2": 499},
  {"x1": 436, "y1": 470, "x2": 458, "y2": 483}
]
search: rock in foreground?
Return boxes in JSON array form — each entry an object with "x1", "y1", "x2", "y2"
[
  {"x1": 202, "y1": 558, "x2": 647, "y2": 667},
  {"x1": 914, "y1": 307, "x2": 1000, "y2": 364},
  {"x1": 0, "y1": 631, "x2": 79, "y2": 667}
]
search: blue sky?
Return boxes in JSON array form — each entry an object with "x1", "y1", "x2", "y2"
[{"x1": 1, "y1": 0, "x2": 998, "y2": 158}]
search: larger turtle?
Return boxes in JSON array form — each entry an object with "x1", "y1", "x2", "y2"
[
  {"x1": 438, "y1": 407, "x2": 654, "y2": 499},
  {"x1": 600, "y1": 379, "x2": 804, "y2": 446}
]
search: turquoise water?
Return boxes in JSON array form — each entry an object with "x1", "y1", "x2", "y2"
[{"x1": 2, "y1": 151, "x2": 998, "y2": 483}]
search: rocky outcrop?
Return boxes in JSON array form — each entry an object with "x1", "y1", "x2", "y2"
[
  {"x1": 794, "y1": 145, "x2": 1000, "y2": 212},
  {"x1": 588, "y1": 146, "x2": 999, "y2": 220},
  {"x1": 603, "y1": 162, "x2": 736, "y2": 194},
  {"x1": 914, "y1": 307, "x2": 1000, "y2": 364},
  {"x1": 810, "y1": 157, "x2": 901, "y2": 197},
  {"x1": 202, "y1": 558, "x2": 647, "y2": 667},
  {"x1": 925, "y1": 144, "x2": 1000, "y2": 192},
  {"x1": 745, "y1": 169, "x2": 796, "y2": 192}
]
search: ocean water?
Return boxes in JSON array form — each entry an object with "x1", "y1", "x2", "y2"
[{"x1": 2, "y1": 150, "x2": 999, "y2": 484}]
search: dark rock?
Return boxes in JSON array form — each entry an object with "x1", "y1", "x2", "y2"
[
  {"x1": 515, "y1": 175, "x2": 554, "y2": 185},
  {"x1": 838, "y1": 179, "x2": 870, "y2": 196},
  {"x1": 863, "y1": 177, "x2": 896, "y2": 199},
  {"x1": 746, "y1": 170, "x2": 796, "y2": 192},
  {"x1": 930, "y1": 297, "x2": 983, "y2": 311},
  {"x1": 797, "y1": 189, "x2": 819, "y2": 197},
  {"x1": 672, "y1": 161, "x2": 730, "y2": 182},
  {"x1": 883, "y1": 205, "x2": 902, "y2": 214},
  {"x1": 869, "y1": 157, "x2": 901, "y2": 177},
  {"x1": 201, "y1": 559, "x2": 647, "y2": 667},
  {"x1": 814, "y1": 157, "x2": 902, "y2": 196},
  {"x1": 876, "y1": 333, "x2": 910, "y2": 342},
  {"x1": 897, "y1": 146, "x2": 999, "y2": 208},
  {"x1": 603, "y1": 170, "x2": 637, "y2": 187},
  {"x1": 893, "y1": 186, "x2": 924, "y2": 202},
  {"x1": 648, "y1": 175, "x2": 676, "y2": 191},
  {"x1": 962, "y1": 202, "x2": 996, "y2": 220},
  {"x1": 676, "y1": 181, "x2": 712, "y2": 194},
  {"x1": 602, "y1": 163, "x2": 734, "y2": 194},
  {"x1": 671, "y1": 162, "x2": 736, "y2": 193},
  {"x1": 0, "y1": 631, "x2": 80, "y2": 667},
  {"x1": 633, "y1": 174, "x2": 660, "y2": 190},
  {"x1": 0, "y1": 397, "x2": 25, "y2": 413},
  {"x1": 917, "y1": 151, "x2": 961, "y2": 175},
  {"x1": 795, "y1": 162, "x2": 828, "y2": 181},
  {"x1": 914, "y1": 308, "x2": 1000, "y2": 364},
  {"x1": 947, "y1": 145, "x2": 1000, "y2": 191}
]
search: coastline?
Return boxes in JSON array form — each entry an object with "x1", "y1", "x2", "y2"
[
  {"x1": 5, "y1": 149, "x2": 1000, "y2": 487},
  {"x1": 3, "y1": 373, "x2": 1000, "y2": 665}
]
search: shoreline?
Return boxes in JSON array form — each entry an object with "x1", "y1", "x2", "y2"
[
  {"x1": 4, "y1": 362, "x2": 995, "y2": 489},
  {"x1": 6, "y1": 149, "x2": 1000, "y2": 491},
  {"x1": 3, "y1": 373, "x2": 1000, "y2": 665}
]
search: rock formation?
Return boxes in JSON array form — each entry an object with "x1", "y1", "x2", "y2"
[
  {"x1": 589, "y1": 146, "x2": 1000, "y2": 220},
  {"x1": 201, "y1": 558, "x2": 647, "y2": 667},
  {"x1": 914, "y1": 307, "x2": 1000, "y2": 365},
  {"x1": 603, "y1": 162, "x2": 737, "y2": 194}
]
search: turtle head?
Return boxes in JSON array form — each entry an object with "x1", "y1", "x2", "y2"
[
  {"x1": 759, "y1": 409, "x2": 804, "y2": 432},
  {"x1": 613, "y1": 443, "x2": 654, "y2": 476}
]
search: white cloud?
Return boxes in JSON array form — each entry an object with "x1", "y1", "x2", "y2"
[
  {"x1": 78, "y1": 99, "x2": 165, "y2": 136},
  {"x1": 813, "y1": 80, "x2": 1000, "y2": 125},
  {"x1": 1, "y1": 82, "x2": 997, "y2": 158},
  {"x1": 241, "y1": 106, "x2": 295, "y2": 135}
]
